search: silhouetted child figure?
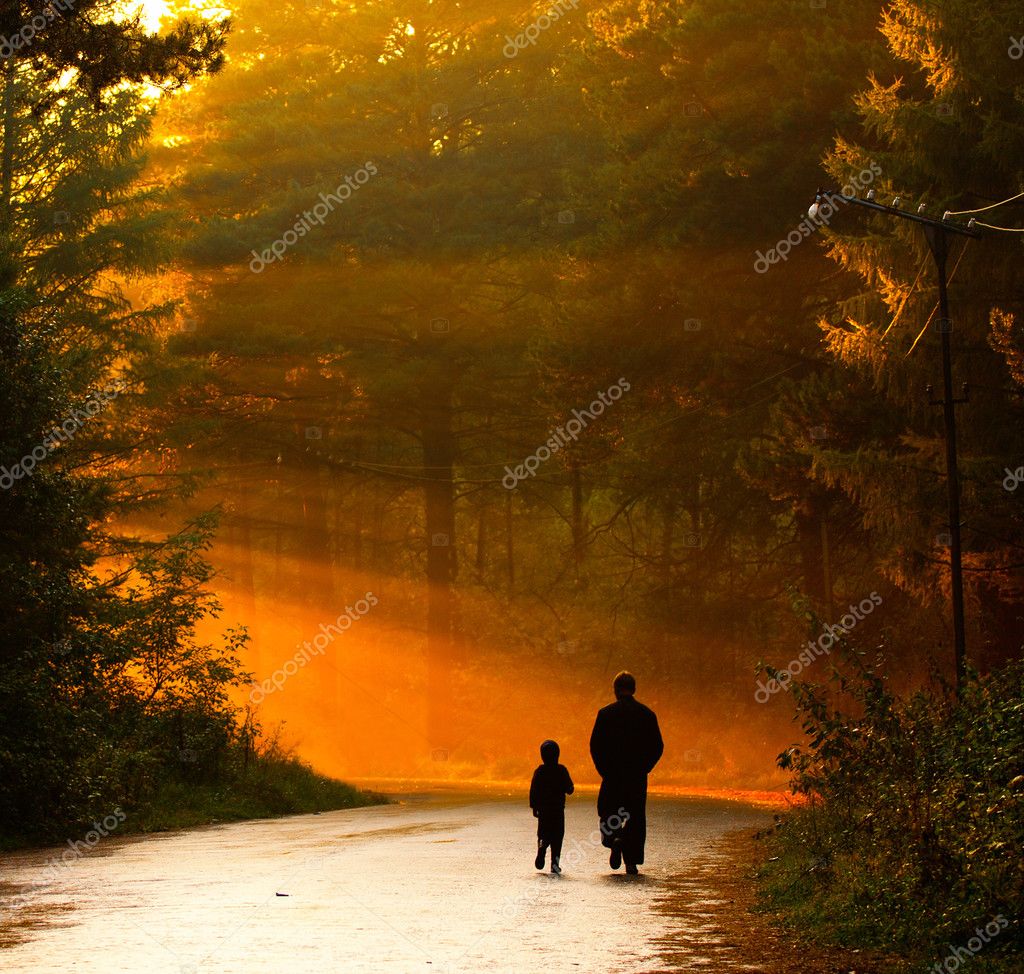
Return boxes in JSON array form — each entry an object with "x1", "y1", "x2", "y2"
[{"x1": 529, "y1": 739, "x2": 574, "y2": 874}]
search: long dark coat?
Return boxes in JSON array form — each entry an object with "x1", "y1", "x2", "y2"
[{"x1": 589, "y1": 696, "x2": 664, "y2": 865}]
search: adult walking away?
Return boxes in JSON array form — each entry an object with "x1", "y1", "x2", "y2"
[{"x1": 589, "y1": 671, "x2": 663, "y2": 874}]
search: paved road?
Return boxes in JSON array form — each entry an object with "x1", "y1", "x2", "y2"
[{"x1": 0, "y1": 794, "x2": 769, "y2": 973}]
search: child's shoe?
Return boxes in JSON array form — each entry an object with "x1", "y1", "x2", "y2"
[
  {"x1": 550, "y1": 859, "x2": 561, "y2": 875},
  {"x1": 535, "y1": 842, "x2": 546, "y2": 870}
]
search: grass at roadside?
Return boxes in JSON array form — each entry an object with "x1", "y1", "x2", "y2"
[
  {"x1": 1, "y1": 736, "x2": 385, "y2": 851},
  {"x1": 756, "y1": 807, "x2": 1022, "y2": 974},
  {"x1": 129, "y1": 751, "x2": 384, "y2": 834}
]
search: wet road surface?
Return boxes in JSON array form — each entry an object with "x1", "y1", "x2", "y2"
[{"x1": 1, "y1": 794, "x2": 770, "y2": 973}]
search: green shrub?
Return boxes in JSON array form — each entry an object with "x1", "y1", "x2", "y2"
[{"x1": 761, "y1": 652, "x2": 1023, "y2": 962}]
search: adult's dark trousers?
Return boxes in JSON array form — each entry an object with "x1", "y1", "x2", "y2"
[{"x1": 598, "y1": 775, "x2": 648, "y2": 866}]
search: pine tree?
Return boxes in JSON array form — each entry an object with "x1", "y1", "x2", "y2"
[
  {"x1": 814, "y1": 0, "x2": 1024, "y2": 666},
  {"x1": 0, "y1": 17, "x2": 241, "y2": 835},
  {"x1": 158, "y1": 0, "x2": 600, "y2": 750},
  {"x1": 0, "y1": 0, "x2": 226, "y2": 102}
]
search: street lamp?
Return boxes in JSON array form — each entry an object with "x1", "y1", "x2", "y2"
[{"x1": 809, "y1": 188, "x2": 982, "y2": 694}]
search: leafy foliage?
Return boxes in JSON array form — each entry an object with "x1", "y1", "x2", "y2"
[
  {"x1": 0, "y1": 0, "x2": 227, "y2": 101},
  {"x1": 768, "y1": 652, "x2": 1024, "y2": 954},
  {"x1": 0, "y1": 4, "x2": 281, "y2": 843}
]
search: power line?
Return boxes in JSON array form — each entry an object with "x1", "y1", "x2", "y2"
[
  {"x1": 944, "y1": 191, "x2": 1024, "y2": 217},
  {"x1": 905, "y1": 238, "x2": 970, "y2": 357},
  {"x1": 882, "y1": 256, "x2": 929, "y2": 339},
  {"x1": 971, "y1": 220, "x2": 1024, "y2": 233}
]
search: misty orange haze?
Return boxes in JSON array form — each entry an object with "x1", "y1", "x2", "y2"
[{"x1": 188, "y1": 537, "x2": 790, "y2": 794}]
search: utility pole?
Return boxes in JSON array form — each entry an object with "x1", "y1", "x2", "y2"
[
  {"x1": 809, "y1": 189, "x2": 980, "y2": 693},
  {"x1": 923, "y1": 223, "x2": 969, "y2": 692}
]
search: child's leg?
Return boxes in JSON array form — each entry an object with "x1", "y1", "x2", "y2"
[{"x1": 550, "y1": 810, "x2": 565, "y2": 868}]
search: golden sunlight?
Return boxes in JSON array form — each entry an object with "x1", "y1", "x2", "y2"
[
  {"x1": 3, "y1": 2, "x2": 1020, "y2": 970},
  {"x1": 138, "y1": 0, "x2": 169, "y2": 30}
]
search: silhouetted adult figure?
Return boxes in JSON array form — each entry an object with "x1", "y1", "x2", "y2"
[{"x1": 589, "y1": 671, "x2": 664, "y2": 875}]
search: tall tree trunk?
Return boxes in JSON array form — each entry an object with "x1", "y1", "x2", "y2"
[
  {"x1": 273, "y1": 475, "x2": 285, "y2": 600},
  {"x1": 230, "y1": 482, "x2": 258, "y2": 650},
  {"x1": 659, "y1": 494, "x2": 678, "y2": 601},
  {"x1": 334, "y1": 436, "x2": 364, "y2": 572},
  {"x1": 300, "y1": 458, "x2": 334, "y2": 609},
  {"x1": 1, "y1": 54, "x2": 18, "y2": 288},
  {"x1": 475, "y1": 501, "x2": 487, "y2": 576},
  {"x1": 796, "y1": 498, "x2": 827, "y2": 609},
  {"x1": 660, "y1": 496, "x2": 677, "y2": 567},
  {"x1": 1, "y1": 55, "x2": 15, "y2": 227},
  {"x1": 228, "y1": 484, "x2": 264, "y2": 716},
  {"x1": 570, "y1": 461, "x2": 587, "y2": 582},
  {"x1": 421, "y1": 370, "x2": 456, "y2": 750},
  {"x1": 505, "y1": 491, "x2": 515, "y2": 591},
  {"x1": 820, "y1": 518, "x2": 834, "y2": 617}
]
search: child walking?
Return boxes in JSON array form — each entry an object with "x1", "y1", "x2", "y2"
[{"x1": 529, "y1": 739, "x2": 574, "y2": 874}]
